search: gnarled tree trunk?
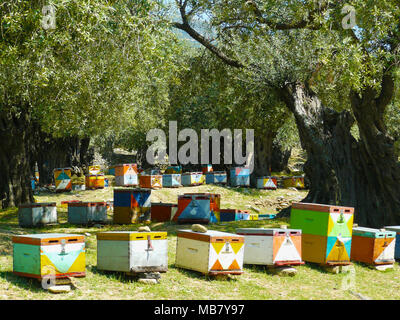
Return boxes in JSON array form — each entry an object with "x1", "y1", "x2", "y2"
[{"x1": 0, "y1": 112, "x2": 34, "y2": 208}]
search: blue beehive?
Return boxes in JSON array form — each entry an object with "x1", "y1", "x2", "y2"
[
  {"x1": 220, "y1": 209, "x2": 250, "y2": 222},
  {"x1": 162, "y1": 174, "x2": 181, "y2": 187},
  {"x1": 230, "y1": 167, "x2": 250, "y2": 187},
  {"x1": 384, "y1": 226, "x2": 400, "y2": 259},
  {"x1": 205, "y1": 171, "x2": 227, "y2": 185}
]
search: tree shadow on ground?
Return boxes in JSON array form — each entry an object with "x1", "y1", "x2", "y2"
[{"x1": 0, "y1": 271, "x2": 45, "y2": 293}]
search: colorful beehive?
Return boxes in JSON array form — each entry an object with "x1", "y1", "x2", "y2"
[
  {"x1": 181, "y1": 172, "x2": 205, "y2": 186},
  {"x1": 113, "y1": 188, "x2": 151, "y2": 224},
  {"x1": 236, "y1": 228, "x2": 304, "y2": 267},
  {"x1": 205, "y1": 171, "x2": 227, "y2": 185},
  {"x1": 230, "y1": 167, "x2": 250, "y2": 187},
  {"x1": 97, "y1": 231, "x2": 168, "y2": 274},
  {"x1": 18, "y1": 203, "x2": 57, "y2": 228},
  {"x1": 290, "y1": 202, "x2": 354, "y2": 265},
  {"x1": 151, "y1": 203, "x2": 178, "y2": 222},
  {"x1": 351, "y1": 227, "x2": 396, "y2": 266},
  {"x1": 258, "y1": 213, "x2": 277, "y2": 220},
  {"x1": 249, "y1": 213, "x2": 259, "y2": 220},
  {"x1": 85, "y1": 174, "x2": 105, "y2": 190},
  {"x1": 53, "y1": 168, "x2": 72, "y2": 192},
  {"x1": 115, "y1": 163, "x2": 138, "y2": 187},
  {"x1": 283, "y1": 176, "x2": 305, "y2": 189},
  {"x1": 108, "y1": 165, "x2": 116, "y2": 176},
  {"x1": 220, "y1": 209, "x2": 251, "y2": 222},
  {"x1": 67, "y1": 202, "x2": 107, "y2": 225},
  {"x1": 139, "y1": 174, "x2": 163, "y2": 189},
  {"x1": 384, "y1": 226, "x2": 400, "y2": 259},
  {"x1": 165, "y1": 166, "x2": 182, "y2": 174},
  {"x1": 176, "y1": 230, "x2": 244, "y2": 276},
  {"x1": 256, "y1": 176, "x2": 278, "y2": 190},
  {"x1": 173, "y1": 193, "x2": 220, "y2": 224},
  {"x1": 202, "y1": 164, "x2": 213, "y2": 174},
  {"x1": 88, "y1": 165, "x2": 101, "y2": 175},
  {"x1": 12, "y1": 233, "x2": 85, "y2": 279},
  {"x1": 162, "y1": 174, "x2": 182, "y2": 188}
]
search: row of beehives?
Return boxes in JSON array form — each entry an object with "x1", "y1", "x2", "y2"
[
  {"x1": 18, "y1": 189, "x2": 275, "y2": 228},
  {"x1": 11, "y1": 212, "x2": 400, "y2": 284},
  {"x1": 52, "y1": 164, "x2": 306, "y2": 192},
  {"x1": 17, "y1": 200, "x2": 400, "y2": 271}
]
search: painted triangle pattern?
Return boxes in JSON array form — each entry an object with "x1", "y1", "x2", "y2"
[
  {"x1": 209, "y1": 241, "x2": 244, "y2": 271},
  {"x1": 265, "y1": 179, "x2": 277, "y2": 189},
  {"x1": 375, "y1": 239, "x2": 395, "y2": 262},
  {"x1": 274, "y1": 236, "x2": 302, "y2": 263}
]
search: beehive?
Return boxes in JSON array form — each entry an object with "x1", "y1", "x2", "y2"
[
  {"x1": 205, "y1": 171, "x2": 227, "y2": 185},
  {"x1": 97, "y1": 231, "x2": 168, "y2": 274},
  {"x1": 12, "y1": 233, "x2": 85, "y2": 279},
  {"x1": 249, "y1": 214, "x2": 259, "y2": 220},
  {"x1": 181, "y1": 172, "x2": 205, "y2": 186},
  {"x1": 165, "y1": 166, "x2": 182, "y2": 174},
  {"x1": 173, "y1": 193, "x2": 220, "y2": 224},
  {"x1": 85, "y1": 174, "x2": 105, "y2": 190},
  {"x1": 139, "y1": 175, "x2": 163, "y2": 189},
  {"x1": 351, "y1": 227, "x2": 395, "y2": 266},
  {"x1": 219, "y1": 209, "x2": 251, "y2": 222},
  {"x1": 175, "y1": 230, "x2": 244, "y2": 276},
  {"x1": 202, "y1": 164, "x2": 213, "y2": 174},
  {"x1": 53, "y1": 168, "x2": 72, "y2": 192},
  {"x1": 162, "y1": 174, "x2": 181, "y2": 187},
  {"x1": 256, "y1": 176, "x2": 278, "y2": 190},
  {"x1": 113, "y1": 188, "x2": 151, "y2": 224},
  {"x1": 230, "y1": 167, "x2": 250, "y2": 187},
  {"x1": 283, "y1": 176, "x2": 305, "y2": 189},
  {"x1": 151, "y1": 203, "x2": 178, "y2": 222},
  {"x1": 67, "y1": 202, "x2": 107, "y2": 225},
  {"x1": 115, "y1": 163, "x2": 138, "y2": 187},
  {"x1": 18, "y1": 203, "x2": 57, "y2": 228},
  {"x1": 384, "y1": 226, "x2": 400, "y2": 259},
  {"x1": 290, "y1": 202, "x2": 354, "y2": 265},
  {"x1": 61, "y1": 200, "x2": 82, "y2": 208},
  {"x1": 236, "y1": 228, "x2": 304, "y2": 266}
]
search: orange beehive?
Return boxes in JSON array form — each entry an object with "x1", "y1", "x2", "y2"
[
  {"x1": 139, "y1": 175, "x2": 162, "y2": 189},
  {"x1": 351, "y1": 227, "x2": 396, "y2": 266}
]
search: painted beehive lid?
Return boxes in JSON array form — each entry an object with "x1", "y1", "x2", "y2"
[
  {"x1": 230, "y1": 167, "x2": 250, "y2": 176},
  {"x1": 19, "y1": 202, "x2": 56, "y2": 208},
  {"x1": 177, "y1": 229, "x2": 243, "y2": 241},
  {"x1": 352, "y1": 227, "x2": 396, "y2": 238},
  {"x1": 151, "y1": 202, "x2": 177, "y2": 207},
  {"x1": 54, "y1": 167, "x2": 73, "y2": 172},
  {"x1": 97, "y1": 231, "x2": 167, "y2": 241},
  {"x1": 68, "y1": 201, "x2": 106, "y2": 207},
  {"x1": 182, "y1": 172, "x2": 203, "y2": 175},
  {"x1": 236, "y1": 228, "x2": 301, "y2": 236},
  {"x1": 12, "y1": 233, "x2": 84, "y2": 245}
]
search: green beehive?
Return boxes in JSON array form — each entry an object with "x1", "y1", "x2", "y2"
[{"x1": 290, "y1": 203, "x2": 354, "y2": 237}]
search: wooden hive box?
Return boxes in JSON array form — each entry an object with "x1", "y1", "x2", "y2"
[
  {"x1": 85, "y1": 174, "x2": 105, "y2": 190},
  {"x1": 220, "y1": 209, "x2": 251, "y2": 222},
  {"x1": 236, "y1": 228, "x2": 304, "y2": 266},
  {"x1": 165, "y1": 166, "x2": 182, "y2": 174},
  {"x1": 18, "y1": 203, "x2": 57, "y2": 228},
  {"x1": 12, "y1": 233, "x2": 85, "y2": 279},
  {"x1": 175, "y1": 230, "x2": 244, "y2": 276},
  {"x1": 67, "y1": 201, "x2": 107, "y2": 225},
  {"x1": 351, "y1": 227, "x2": 396, "y2": 266},
  {"x1": 283, "y1": 176, "x2": 305, "y2": 189},
  {"x1": 151, "y1": 203, "x2": 178, "y2": 222},
  {"x1": 113, "y1": 188, "x2": 151, "y2": 224},
  {"x1": 258, "y1": 213, "x2": 277, "y2": 220},
  {"x1": 202, "y1": 164, "x2": 213, "y2": 174},
  {"x1": 139, "y1": 174, "x2": 163, "y2": 189},
  {"x1": 249, "y1": 213, "x2": 259, "y2": 220},
  {"x1": 205, "y1": 171, "x2": 227, "y2": 185},
  {"x1": 115, "y1": 163, "x2": 138, "y2": 186},
  {"x1": 173, "y1": 193, "x2": 220, "y2": 224},
  {"x1": 290, "y1": 203, "x2": 354, "y2": 265},
  {"x1": 162, "y1": 174, "x2": 181, "y2": 187},
  {"x1": 384, "y1": 226, "x2": 400, "y2": 259},
  {"x1": 256, "y1": 176, "x2": 278, "y2": 190},
  {"x1": 53, "y1": 168, "x2": 72, "y2": 192},
  {"x1": 61, "y1": 200, "x2": 82, "y2": 208},
  {"x1": 97, "y1": 231, "x2": 168, "y2": 274},
  {"x1": 229, "y1": 167, "x2": 250, "y2": 187},
  {"x1": 181, "y1": 172, "x2": 205, "y2": 186}
]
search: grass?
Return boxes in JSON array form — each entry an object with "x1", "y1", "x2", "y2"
[{"x1": 0, "y1": 184, "x2": 399, "y2": 300}]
